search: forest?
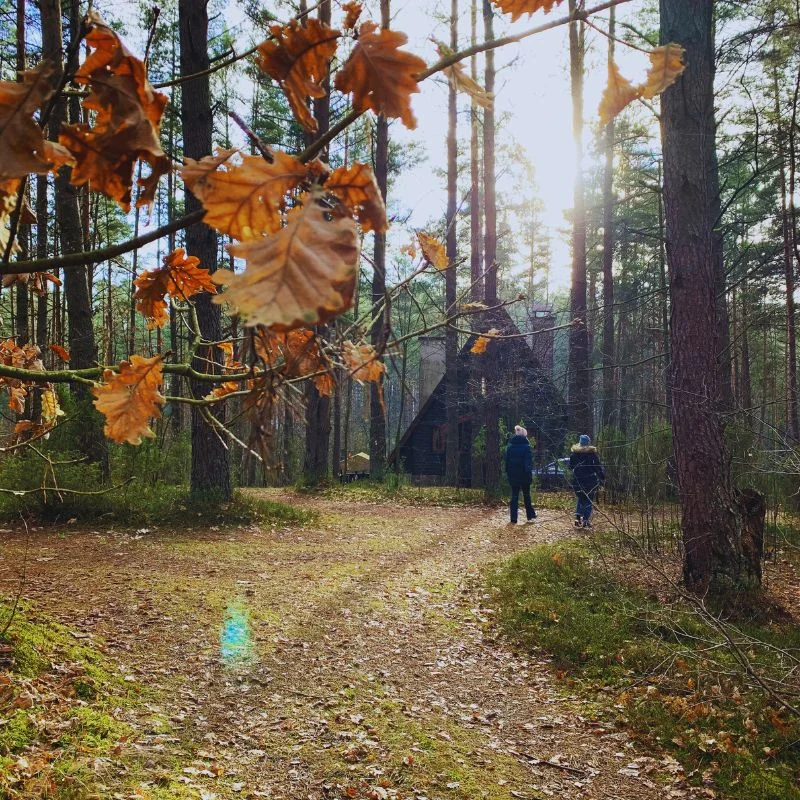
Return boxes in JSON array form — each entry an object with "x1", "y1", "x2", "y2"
[{"x1": 2, "y1": 0, "x2": 800, "y2": 798}]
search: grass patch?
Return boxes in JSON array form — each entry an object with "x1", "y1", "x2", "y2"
[
  {"x1": 312, "y1": 479, "x2": 491, "y2": 507},
  {"x1": 487, "y1": 543, "x2": 800, "y2": 800}
]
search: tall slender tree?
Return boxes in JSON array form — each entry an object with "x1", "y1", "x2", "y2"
[
  {"x1": 369, "y1": 0, "x2": 390, "y2": 480},
  {"x1": 567, "y1": 0, "x2": 592, "y2": 436},
  {"x1": 179, "y1": 0, "x2": 231, "y2": 501}
]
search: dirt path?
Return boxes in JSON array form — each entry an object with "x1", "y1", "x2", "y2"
[{"x1": 0, "y1": 492, "x2": 696, "y2": 800}]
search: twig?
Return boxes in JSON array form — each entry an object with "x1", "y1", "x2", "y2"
[{"x1": 510, "y1": 750, "x2": 586, "y2": 776}]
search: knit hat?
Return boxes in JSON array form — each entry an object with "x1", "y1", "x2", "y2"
[
  {"x1": 579, "y1": 434, "x2": 591, "y2": 446},
  {"x1": 514, "y1": 425, "x2": 528, "y2": 437}
]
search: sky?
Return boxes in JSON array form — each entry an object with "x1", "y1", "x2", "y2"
[{"x1": 115, "y1": 0, "x2": 658, "y2": 295}]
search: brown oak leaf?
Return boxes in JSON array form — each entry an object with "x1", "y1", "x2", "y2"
[
  {"x1": 470, "y1": 328, "x2": 500, "y2": 354},
  {"x1": 491, "y1": 0, "x2": 565, "y2": 21},
  {"x1": 342, "y1": 341, "x2": 385, "y2": 383},
  {"x1": 334, "y1": 21, "x2": 426, "y2": 129},
  {"x1": 342, "y1": 2, "x2": 363, "y2": 29},
  {"x1": 257, "y1": 18, "x2": 340, "y2": 133},
  {"x1": 325, "y1": 162, "x2": 387, "y2": 233},
  {"x1": 639, "y1": 43, "x2": 686, "y2": 100},
  {"x1": 417, "y1": 231, "x2": 448, "y2": 270},
  {"x1": 92, "y1": 354, "x2": 166, "y2": 445},
  {"x1": 598, "y1": 59, "x2": 641, "y2": 127},
  {"x1": 134, "y1": 248, "x2": 216, "y2": 329},
  {"x1": 59, "y1": 11, "x2": 170, "y2": 211},
  {"x1": 217, "y1": 193, "x2": 360, "y2": 330},
  {"x1": 181, "y1": 148, "x2": 308, "y2": 240},
  {"x1": 436, "y1": 43, "x2": 493, "y2": 109}
]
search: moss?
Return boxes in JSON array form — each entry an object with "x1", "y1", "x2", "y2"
[{"x1": 0, "y1": 710, "x2": 38, "y2": 754}]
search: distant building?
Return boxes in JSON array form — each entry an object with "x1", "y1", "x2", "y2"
[
  {"x1": 527, "y1": 302, "x2": 556, "y2": 375},
  {"x1": 391, "y1": 307, "x2": 567, "y2": 486}
]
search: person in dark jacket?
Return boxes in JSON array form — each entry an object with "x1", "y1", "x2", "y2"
[
  {"x1": 569, "y1": 434, "x2": 605, "y2": 528},
  {"x1": 505, "y1": 425, "x2": 537, "y2": 524}
]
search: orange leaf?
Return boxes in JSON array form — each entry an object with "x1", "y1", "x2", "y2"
[
  {"x1": 134, "y1": 248, "x2": 216, "y2": 329},
  {"x1": 417, "y1": 231, "x2": 448, "y2": 270},
  {"x1": 92, "y1": 354, "x2": 166, "y2": 445},
  {"x1": 182, "y1": 148, "x2": 308, "y2": 240},
  {"x1": 342, "y1": 341, "x2": 385, "y2": 383},
  {"x1": 257, "y1": 18, "x2": 340, "y2": 133},
  {"x1": 325, "y1": 162, "x2": 387, "y2": 233},
  {"x1": 598, "y1": 60, "x2": 642, "y2": 127},
  {"x1": 491, "y1": 0, "x2": 565, "y2": 21},
  {"x1": 41, "y1": 387, "x2": 64, "y2": 428},
  {"x1": 342, "y1": 2, "x2": 363, "y2": 30},
  {"x1": 400, "y1": 240, "x2": 417, "y2": 259},
  {"x1": 639, "y1": 43, "x2": 686, "y2": 100},
  {"x1": 334, "y1": 22, "x2": 426, "y2": 129},
  {"x1": 205, "y1": 380, "x2": 244, "y2": 401},
  {"x1": 217, "y1": 193, "x2": 359, "y2": 330},
  {"x1": 59, "y1": 11, "x2": 169, "y2": 212},
  {"x1": 49, "y1": 344, "x2": 71, "y2": 363},
  {"x1": 314, "y1": 372, "x2": 335, "y2": 396},
  {"x1": 470, "y1": 328, "x2": 500, "y2": 354},
  {"x1": 436, "y1": 43, "x2": 493, "y2": 109},
  {"x1": 0, "y1": 62, "x2": 74, "y2": 182}
]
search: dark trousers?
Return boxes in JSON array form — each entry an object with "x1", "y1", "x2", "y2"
[
  {"x1": 510, "y1": 483, "x2": 535, "y2": 523},
  {"x1": 575, "y1": 487, "x2": 597, "y2": 521}
]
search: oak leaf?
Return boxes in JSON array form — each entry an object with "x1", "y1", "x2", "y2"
[
  {"x1": 134, "y1": 248, "x2": 216, "y2": 329},
  {"x1": 92, "y1": 354, "x2": 166, "y2": 445},
  {"x1": 491, "y1": 0, "x2": 565, "y2": 21},
  {"x1": 257, "y1": 18, "x2": 340, "y2": 133},
  {"x1": 640, "y1": 43, "x2": 686, "y2": 100},
  {"x1": 436, "y1": 43, "x2": 493, "y2": 109},
  {"x1": 49, "y1": 344, "x2": 71, "y2": 363},
  {"x1": 325, "y1": 162, "x2": 387, "y2": 232},
  {"x1": 417, "y1": 231, "x2": 448, "y2": 270},
  {"x1": 41, "y1": 387, "x2": 64, "y2": 428},
  {"x1": 342, "y1": 2, "x2": 363, "y2": 29},
  {"x1": 254, "y1": 327, "x2": 334, "y2": 395},
  {"x1": 342, "y1": 341, "x2": 385, "y2": 383},
  {"x1": 334, "y1": 22, "x2": 426, "y2": 129},
  {"x1": 598, "y1": 60, "x2": 641, "y2": 127},
  {"x1": 0, "y1": 63, "x2": 74, "y2": 182},
  {"x1": 470, "y1": 328, "x2": 500, "y2": 354},
  {"x1": 218, "y1": 194, "x2": 360, "y2": 330},
  {"x1": 60, "y1": 11, "x2": 170, "y2": 212},
  {"x1": 181, "y1": 149, "x2": 308, "y2": 240}
]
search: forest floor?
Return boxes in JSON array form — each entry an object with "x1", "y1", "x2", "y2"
[{"x1": 0, "y1": 491, "x2": 706, "y2": 800}]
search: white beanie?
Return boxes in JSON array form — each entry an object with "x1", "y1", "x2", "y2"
[{"x1": 514, "y1": 425, "x2": 528, "y2": 437}]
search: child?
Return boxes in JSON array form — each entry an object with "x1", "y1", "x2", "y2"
[{"x1": 505, "y1": 425, "x2": 537, "y2": 524}]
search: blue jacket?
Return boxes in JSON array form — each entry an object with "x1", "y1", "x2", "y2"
[
  {"x1": 505, "y1": 434, "x2": 533, "y2": 486},
  {"x1": 569, "y1": 445, "x2": 605, "y2": 492}
]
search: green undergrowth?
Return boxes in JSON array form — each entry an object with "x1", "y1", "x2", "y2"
[
  {"x1": 487, "y1": 543, "x2": 800, "y2": 800},
  {"x1": 0, "y1": 476, "x2": 316, "y2": 527},
  {"x1": 0, "y1": 600, "x2": 140, "y2": 798},
  {"x1": 310, "y1": 478, "x2": 492, "y2": 507}
]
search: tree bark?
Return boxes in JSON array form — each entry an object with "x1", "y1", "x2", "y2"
[
  {"x1": 179, "y1": 0, "x2": 231, "y2": 501},
  {"x1": 482, "y1": 0, "x2": 500, "y2": 497},
  {"x1": 600, "y1": 5, "x2": 615, "y2": 431},
  {"x1": 303, "y1": 0, "x2": 335, "y2": 484},
  {"x1": 41, "y1": 0, "x2": 108, "y2": 476},
  {"x1": 470, "y1": 0, "x2": 483, "y2": 302},
  {"x1": 368, "y1": 0, "x2": 390, "y2": 481},
  {"x1": 660, "y1": 0, "x2": 758, "y2": 593},
  {"x1": 567, "y1": 0, "x2": 593, "y2": 436},
  {"x1": 445, "y1": 0, "x2": 460, "y2": 486}
]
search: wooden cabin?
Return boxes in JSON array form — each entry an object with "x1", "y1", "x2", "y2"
[{"x1": 391, "y1": 308, "x2": 567, "y2": 486}]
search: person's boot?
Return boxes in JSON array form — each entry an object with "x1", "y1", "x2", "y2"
[
  {"x1": 573, "y1": 516, "x2": 582, "y2": 529},
  {"x1": 583, "y1": 520, "x2": 592, "y2": 529}
]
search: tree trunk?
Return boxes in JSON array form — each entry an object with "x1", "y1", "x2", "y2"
[
  {"x1": 368, "y1": 0, "x2": 390, "y2": 481},
  {"x1": 445, "y1": 0, "x2": 460, "y2": 486},
  {"x1": 15, "y1": 0, "x2": 30, "y2": 350},
  {"x1": 482, "y1": 0, "x2": 500, "y2": 497},
  {"x1": 600, "y1": 5, "x2": 615, "y2": 431},
  {"x1": 41, "y1": 0, "x2": 109, "y2": 476},
  {"x1": 660, "y1": 0, "x2": 759, "y2": 594},
  {"x1": 567, "y1": 0, "x2": 593, "y2": 436},
  {"x1": 303, "y1": 0, "x2": 335, "y2": 485},
  {"x1": 773, "y1": 68, "x2": 799, "y2": 441},
  {"x1": 179, "y1": 0, "x2": 231, "y2": 501},
  {"x1": 470, "y1": 0, "x2": 483, "y2": 302}
]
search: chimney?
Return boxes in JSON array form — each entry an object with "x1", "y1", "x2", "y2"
[
  {"x1": 528, "y1": 303, "x2": 555, "y2": 374},
  {"x1": 419, "y1": 336, "x2": 446, "y2": 406}
]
